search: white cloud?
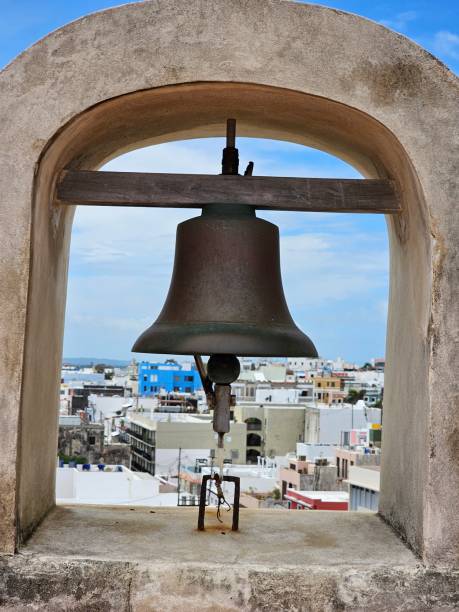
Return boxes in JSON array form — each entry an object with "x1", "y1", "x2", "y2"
[
  {"x1": 70, "y1": 313, "x2": 152, "y2": 333},
  {"x1": 433, "y1": 31, "x2": 459, "y2": 61},
  {"x1": 103, "y1": 141, "x2": 221, "y2": 174},
  {"x1": 380, "y1": 11, "x2": 417, "y2": 32},
  {"x1": 280, "y1": 231, "x2": 388, "y2": 308}
]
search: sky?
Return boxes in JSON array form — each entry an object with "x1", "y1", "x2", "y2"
[{"x1": 1, "y1": 1, "x2": 458, "y2": 365}]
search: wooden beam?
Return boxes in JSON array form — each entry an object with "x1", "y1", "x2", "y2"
[{"x1": 56, "y1": 170, "x2": 400, "y2": 214}]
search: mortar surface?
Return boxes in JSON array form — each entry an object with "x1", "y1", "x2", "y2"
[{"x1": 23, "y1": 505, "x2": 416, "y2": 566}]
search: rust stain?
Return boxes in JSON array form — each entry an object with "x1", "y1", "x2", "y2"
[{"x1": 304, "y1": 532, "x2": 337, "y2": 548}]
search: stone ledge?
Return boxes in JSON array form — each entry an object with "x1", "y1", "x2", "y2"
[
  {"x1": 0, "y1": 506, "x2": 457, "y2": 610},
  {"x1": 21, "y1": 505, "x2": 418, "y2": 566}
]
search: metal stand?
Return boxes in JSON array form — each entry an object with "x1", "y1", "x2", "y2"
[{"x1": 198, "y1": 474, "x2": 240, "y2": 531}]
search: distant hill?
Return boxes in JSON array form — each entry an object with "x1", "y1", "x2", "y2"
[{"x1": 63, "y1": 357, "x2": 130, "y2": 367}]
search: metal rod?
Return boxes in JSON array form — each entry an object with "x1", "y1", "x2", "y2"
[
  {"x1": 225, "y1": 476, "x2": 240, "y2": 531},
  {"x1": 213, "y1": 385, "x2": 230, "y2": 436},
  {"x1": 226, "y1": 118, "x2": 236, "y2": 148},
  {"x1": 193, "y1": 355, "x2": 213, "y2": 396},
  {"x1": 177, "y1": 447, "x2": 182, "y2": 506},
  {"x1": 221, "y1": 118, "x2": 239, "y2": 175},
  {"x1": 197, "y1": 474, "x2": 210, "y2": 530}
]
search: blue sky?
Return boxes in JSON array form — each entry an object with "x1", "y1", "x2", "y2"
[{"x1": 1, "y1": 1, "x2": 458, "y2": 364}]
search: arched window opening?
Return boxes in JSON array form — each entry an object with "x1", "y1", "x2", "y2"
[
  {"x1": 247, "y1": 433, "x2": 262, "y2": 447},
  {"x1": 245, "y1": 418, "x2": 262, "y2": 431},
  {"x1": 246, "y1": 449, "x2": 261, "y2": 465}
]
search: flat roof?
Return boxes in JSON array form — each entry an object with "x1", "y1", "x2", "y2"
[
  {"x1": 290, "y1": 491, "x2": 349, "y2": 502},
  {"x1": 128, "y1": 413, "x2": 211, "y2": 430},
  {"x1": 237, "y1": 403, "x2": 308, "y2": 410}
]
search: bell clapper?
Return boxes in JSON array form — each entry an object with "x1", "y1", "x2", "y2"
[{"x1": 195, "y1": 353, "x2": 241, "y2": 531}]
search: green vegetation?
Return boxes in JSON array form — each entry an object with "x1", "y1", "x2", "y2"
[
  {"x1": 58, "y1": 452, "x2": 88, "y2": 464},
  {"x1": 344, "y1": 389, "x2": 365, "y2": 404}
]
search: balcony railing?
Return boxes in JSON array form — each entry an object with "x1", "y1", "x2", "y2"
[{"x1": 126, "y1": 428, "x2": 155, "y2": 446}]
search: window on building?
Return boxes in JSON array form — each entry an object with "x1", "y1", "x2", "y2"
[
  {"x1": 143, "y1": 375, "x2": 147, "y2": 381},
  {"x1": 88, "y1": 435, "x2": 96, "y2": 445},
  {"x1": 185, "y1": 387, "x2": 192, "y2": 393},
  {"x1": 247, "y1": 433, "x2": 262, "y2": 447},
  {"x1": 184, "y1": 375, "x2": 193, "y2": 382}
]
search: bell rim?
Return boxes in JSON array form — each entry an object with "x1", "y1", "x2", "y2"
[{"x1": 132, "y1": 321, "x2": 318, "y2": 358}]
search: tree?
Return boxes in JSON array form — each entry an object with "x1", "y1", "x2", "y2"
[{"x1": 345, "y1": 389, "x2": 365, "y2": 404}]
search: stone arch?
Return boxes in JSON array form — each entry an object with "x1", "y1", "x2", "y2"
[
  {"x1": 245, "y1": 417, "x2": 262, "y2": 432},
  {"x1": 246, "y1": 449, "x2": 262, "y2": 465},
  {"x1": 0, "y1": 1, "x2": 457, "y2": 566},
  {"x1": 247, "y1": 433, "x2": 262, "y2": 448}
]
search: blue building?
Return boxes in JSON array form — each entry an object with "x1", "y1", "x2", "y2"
[{"x1": 138, "y1": 361, "x2": 202, "y2": 396}]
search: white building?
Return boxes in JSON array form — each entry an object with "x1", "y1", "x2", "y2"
[
  {"x1": 56, "y1": 464, "x2": 177, "y2": 507},
  {"x1": 309, "y1": 403, "x2": 382, "y2": 445},
  {"x1": 347, "y1": 465, "x2": 380, "y2": 511},
  {"x1": 295, "y1": 442, "x2": 336, "y2": 463},
  {"x1": 254, "y1": 386, "x2": 312, "y2": 404},
  {"x1": 201, "y1": 461, "x2": 278, "y2": 495},
  {"x1": 287, "y1": 358, "x2": 326, "y2": 372}
]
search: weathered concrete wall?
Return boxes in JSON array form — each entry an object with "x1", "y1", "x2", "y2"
[
  {"x1": 1, "y1": 556, "x2": 458, "y2": 611},
  {"x1": 0, "y1": 0, "x2": 457, "y2": 566}
]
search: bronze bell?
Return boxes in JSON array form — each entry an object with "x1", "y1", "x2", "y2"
[{"x1": 132, "y1": 202, "x2": 317, "y2": 357}]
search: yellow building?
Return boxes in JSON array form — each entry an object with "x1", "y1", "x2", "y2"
[{"x1": 310, "y1": 376, "x2": 345, "y2": 405}]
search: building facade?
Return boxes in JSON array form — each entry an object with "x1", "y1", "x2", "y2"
[
  {"x1": 127, "y1": 413, "x2": 247, "y2": 475},
  {"x1": 58, "y1": 420, "x2": 131, "y2": 466},
  {"x1": 138, "y1": 361, "x2": 202, "y2": 396},
  {"x1": 234, "y1": 404, "x2": 313, "y2": 463}
]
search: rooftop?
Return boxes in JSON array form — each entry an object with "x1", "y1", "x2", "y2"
[
  {"x1": 129, "y1": 413, "x2": 208, "y2": 430},
  {"x1": 290, "y1": 491, "x2": 350, "y2": 502}
]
